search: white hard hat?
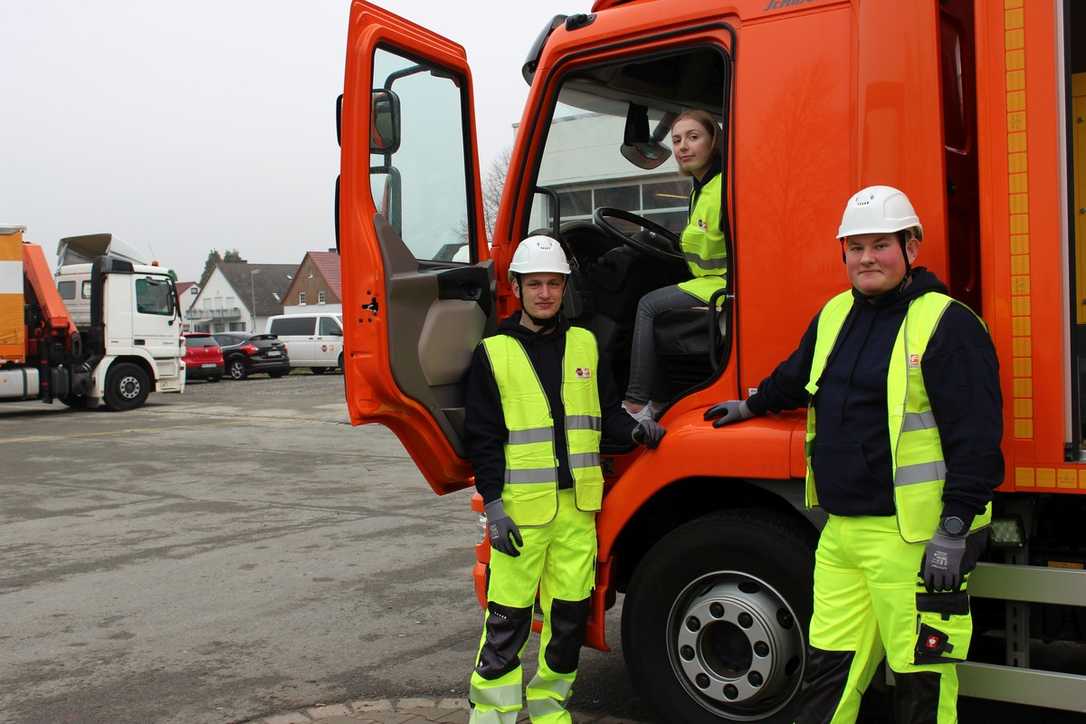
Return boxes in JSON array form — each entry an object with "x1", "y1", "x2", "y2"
[
  {"x1": 508, "y1": 235, "x2": 570, "y2": 280},
  {"x1": 837, "y1": 185, "x2": 924, "y2": 240}
]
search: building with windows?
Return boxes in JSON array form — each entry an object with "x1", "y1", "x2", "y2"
[
  {"x1": 175, "y1": 281, "x2": 200, "y2": 331},
  {"x1": 187, "y1": 262, "x2": 295, "y2": 334},
  {"x1": 526, "y1": 111, "x2": 690, "y2": 235},
  {"x1": 282, "y1": 250, "x2": 342, "y2": 315}
]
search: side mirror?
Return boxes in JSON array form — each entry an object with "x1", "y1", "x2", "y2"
[
  {"x1": 620, "y1": 104, "x2": 669, "y2": 170},
  {"x1": 370, "y1": 89, "x2": 402, "y2": 155}
]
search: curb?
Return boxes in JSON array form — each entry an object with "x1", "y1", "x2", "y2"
[{"x1": 244, "y1": 697, "x2": 650, "y2": 724}]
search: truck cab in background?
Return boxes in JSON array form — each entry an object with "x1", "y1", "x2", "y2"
[
  {"x1": 339, "y1": 1, "x2": 1086, "y2": 720},
  {"x1": 0, "y1": 227, "x2": 183, "y2": 411}
]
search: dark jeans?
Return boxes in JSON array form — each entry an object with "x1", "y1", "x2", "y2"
[{"x1": 625, "y1": 284, "x2": 701, "y2": 404}]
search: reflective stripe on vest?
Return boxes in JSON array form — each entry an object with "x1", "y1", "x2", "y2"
[
  {"x1": 481, "y1": 326, "x2": 605, "y2": 526},
  {"x1": 803, "y1": 290, "x2": 993, "y2": 543},
  {"x1": 677, "y1": 172, "x2": 727, "y2": 304}
]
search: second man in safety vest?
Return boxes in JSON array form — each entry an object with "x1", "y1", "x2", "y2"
[
  {"x1": 707, "y1": 186, "x2": 1003, "y2": 723},
  {"x1": 464, "y1": 235, "x2": 666, "y2": 723}
]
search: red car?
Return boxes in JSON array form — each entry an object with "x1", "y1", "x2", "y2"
[{"x1": 182, "y1": 333, "x2": 224, "y2": 382}]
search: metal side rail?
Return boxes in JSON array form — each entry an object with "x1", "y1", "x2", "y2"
[{"x1": 957, "y1": 562, "x2": 1086, "y2": 712}]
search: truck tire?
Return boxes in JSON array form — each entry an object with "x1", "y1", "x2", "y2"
[
  {"x1": 103, "y1": 363, "x2": 151, "y2": 411},
  {"x1": 227, "y1": 358, "x2": 248, "y2": 380},
  {"x1": 621, "y1": 509, "x2": 814, "y2": 723}
]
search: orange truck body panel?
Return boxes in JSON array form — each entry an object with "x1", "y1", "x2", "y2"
[
  {"x1": 0, "y1": 228, "x2": 25, "y2": 363},
  {"x1": 343, "y1": 0, "x2": 1083, "y2": 649}
]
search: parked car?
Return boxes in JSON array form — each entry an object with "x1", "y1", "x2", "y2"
[
  {"x1": 213, "y1": 333, "x2": 290, "y2": 381},
  {"x1": 181, "y1": 333, "x2": 223, "y2": 382},
  {"x1": 265, "y1": 313, "x2": 343, "y2": 374}
]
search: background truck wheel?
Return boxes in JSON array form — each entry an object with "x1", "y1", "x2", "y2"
[
  {"x1": 310, "y1": 367, "x2": 327, "y2": 375},
  {"x1": 621, "y1": 509, "x2": 815, "y2": 723},
  {"x1": 228, "y1": 359, "x2": 247, "y2": 380},
  {"x1": 103, "y1": 363, "x2": 150, "y2": 411}
]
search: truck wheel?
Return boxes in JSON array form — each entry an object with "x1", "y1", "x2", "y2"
[
  {"x1": 104, "y1": 363, "x2": 151, "y2": 411},
  {"x1": 622, "y1": 510, "x2": 814, "y2": 723},
  {"x1": 228, "y1": 358, "x2": 247, "y2": 380}
]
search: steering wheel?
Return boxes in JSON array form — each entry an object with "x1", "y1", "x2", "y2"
[{"x1": 592, "y1": 207, "x2": 686, "y2": 263}]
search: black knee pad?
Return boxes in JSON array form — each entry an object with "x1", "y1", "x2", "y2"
[
  {"x1": 794, "y1": 647, "x2": 856, "y2": 724},
  {"x1": 544, "y1": 597, "x2": 590, "y2": 675},
  {"x1": 892, "y1": 670, "x2": 942, "y2": 724},
  {"x1": 476, "y1": 601, "x2": 533, "y2": 680}
]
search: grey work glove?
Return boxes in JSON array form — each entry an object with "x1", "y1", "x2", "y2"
[
  {"x1": 485, "y1": 499, "x2": 523, "y2": 558},
  {"x1": 921, "y1": 527, "x2": 968, "y2": 592},
  {"x1": 704, "y1": 399, "x2": 753, "y2": 428},
  {"x1": 632, "y1": 419, "x2": 666, "y2": 449}
]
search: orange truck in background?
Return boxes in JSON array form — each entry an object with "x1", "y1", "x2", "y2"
[{"x1": 338, "y1": 0, "x2": 1086, "y2": 720}]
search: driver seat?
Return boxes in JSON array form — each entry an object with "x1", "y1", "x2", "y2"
[{"x1": 651, "y1": 296, "x2": 727, "y2": 401}]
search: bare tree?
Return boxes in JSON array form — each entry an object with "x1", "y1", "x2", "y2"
[{"x1": 482, "y1": 147, "x2": 512, "y2": 239}]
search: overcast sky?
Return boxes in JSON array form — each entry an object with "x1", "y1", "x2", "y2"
[{"x1": 0, "y1": 1, "x2": 572, "y2": 282}]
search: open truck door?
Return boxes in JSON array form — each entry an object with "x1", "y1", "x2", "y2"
[{"x1": 340, "y1": 1, "x2": 493, "y2": 495}]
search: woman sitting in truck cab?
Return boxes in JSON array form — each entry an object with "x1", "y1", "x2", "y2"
[{"x1": 623, "y1": 109, "x2": 725, "y2": 420}]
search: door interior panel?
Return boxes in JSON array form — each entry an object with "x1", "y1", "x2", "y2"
[{"x1": 375, "y1": 213, "x2": 494, "y2": 456}]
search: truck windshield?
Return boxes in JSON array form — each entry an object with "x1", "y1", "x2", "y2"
[{"x1": 528, "y1": 47, "x2": 728, "y2": 236}]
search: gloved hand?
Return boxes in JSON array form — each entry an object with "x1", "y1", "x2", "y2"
[
  {"x1": 704, "y1": 399, "x2": 753, "y2": 428},
  {"x1": 632, "y1": 419, "x2": 666, "y2": 449},
  {"x1": 485, "y1": 500, "x2": 523, "y2": 558},
  {"x1": 921, "y1": 524, "x2": 968, "y2": 592}
]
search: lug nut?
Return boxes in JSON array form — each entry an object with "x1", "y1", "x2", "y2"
[
  {"x1": 686, "y1": 616, "x2": 701, "y2": 632},
  {"x1": 723, "y1": 684, "x2": 739, "y2": 700},
  {"x1": 709, "y1": 602, "x2": 724, "y2": 618},
  {"x1": 748, "y1": 671, "x2": 763, "y2": 687},
  {"x1": 680, "y1": 645, "x2": 695, "y2": 661},
  {"x1": 738, "y1": 612, "x2": 753, "y2": 628},
  {"x1": 754, "y1": 641, "x2": 770, "y2": 657},
  {"x1": 696, "y1": 673, "x2": 710, "y2": 689}
]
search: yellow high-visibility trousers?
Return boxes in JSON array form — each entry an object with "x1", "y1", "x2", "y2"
[
  {"x1": 469, "y1": 489, "x2": 596, "y2": 724},
  {"x1": 796, "y1": 515, "x2": 973, "y2": 724}
]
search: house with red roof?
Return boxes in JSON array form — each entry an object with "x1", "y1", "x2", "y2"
[{"x1": 282, "y1": 250, "x2": 341, "y2": 315}]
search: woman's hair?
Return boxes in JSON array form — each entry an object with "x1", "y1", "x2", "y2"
[{"x1": 671, "y1": 109, "x2": 723, "y2": 176}]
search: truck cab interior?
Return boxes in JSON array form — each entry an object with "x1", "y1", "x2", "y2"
[{"x1": 363, "y1": 43, "x2": 730, "y2": 451}]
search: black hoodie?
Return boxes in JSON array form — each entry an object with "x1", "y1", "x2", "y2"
[
  {"x1": 465, "y1": 314, "x2": 637, "y2": 505},
  {"x1": 746, "y1": 268, "x2": 1004, "y2": 525}
]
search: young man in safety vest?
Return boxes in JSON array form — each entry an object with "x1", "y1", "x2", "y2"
[
  {"x1": 464, "y1": 235, "x2": 666, "y2": 723},
  {"x1": 707, "y1": 186, "x2": 1003, "y2": 723}
]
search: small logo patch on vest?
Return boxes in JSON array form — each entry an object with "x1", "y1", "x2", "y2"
[
  {"x1": 909, "y1": 353, "x2": 921, "y2": 367},
  {"x1": 697, "y1": 218, "x2": 707, "y2": 231},
  {"x1": 575, "y1": 367, "x2": 592, "y2": 379}
]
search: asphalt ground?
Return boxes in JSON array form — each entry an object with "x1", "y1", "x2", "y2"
[{"x1": 1, "y1": 373, "x2": 1084, "y2": 723}]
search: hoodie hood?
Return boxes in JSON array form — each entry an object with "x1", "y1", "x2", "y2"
[
  {"x1": 853, "y1": 266, "x2": 947, "y2": 309},
  {"x1": 497, "y1": 312, "x2": 570, "y2": 345}
]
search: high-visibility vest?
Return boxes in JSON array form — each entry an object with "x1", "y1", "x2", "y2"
[
  {"x1": 677, "y1": 172, "x2": 727, "y2": 304},
  {"x1": 803, "y1": 289, "x2": 993, "y2": 543},
  {"x1": 481, "y1": 326, "x2": 605, "y2": 527}
]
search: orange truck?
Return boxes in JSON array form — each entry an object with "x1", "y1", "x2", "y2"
[
  {"x1": 338, "y1": 0, "x2": 1086, "y2": 719},
  {"x1": 0, "y1": 226, "x2": 184, "y2": 410}
]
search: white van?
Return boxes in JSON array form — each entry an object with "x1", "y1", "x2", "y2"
[{"x1": 265, "y1": 313, "x2": 343, "y2": 374}]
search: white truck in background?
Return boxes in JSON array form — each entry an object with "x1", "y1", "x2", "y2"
[{"x1": 0, "y1": 227, "x2": 184, "y2": 411}]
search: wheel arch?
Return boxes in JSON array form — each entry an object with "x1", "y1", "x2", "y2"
[
  {"x1": 92, "y1": 354, "x2": 157, "y2": 394},
  {"x1": 607, "y1": 476, "x2": 821, "y2": 594}
]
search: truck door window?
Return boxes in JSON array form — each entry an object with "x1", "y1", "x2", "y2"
[
  {"x1": 81, "y1": 280, "x2": 92, "y2": 299},
  {"x1": 57, "y1": 280, "x2": 76, "y2": 300},
  {"x1": 370, "y1": 47, "x2": 473, "y2": 263},
  {"x1": 136, "y1": 278, "x2": 174, "y2": 316}
]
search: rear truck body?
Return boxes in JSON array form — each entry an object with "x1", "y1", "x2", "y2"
[
  {"x1": 338, "y1": 0, "x2": 1086, "y2": 720},
  {"x1": 1, "y1": 226, "x2": 184, "y2": 411}
]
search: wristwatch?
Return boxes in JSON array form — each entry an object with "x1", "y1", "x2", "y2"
[{"x1": 939, "y1": 515, "x2": 967, "y2": 536}]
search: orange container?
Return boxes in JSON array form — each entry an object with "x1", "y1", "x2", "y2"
[{"x1": 0, "y1": 225, "x2": 25, "y2": 364}]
